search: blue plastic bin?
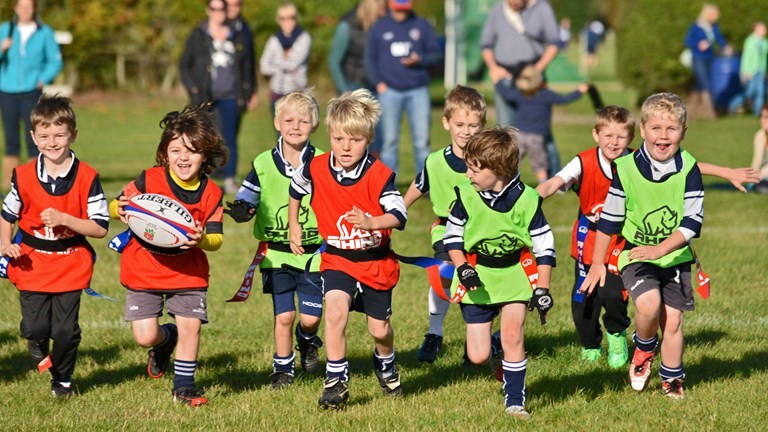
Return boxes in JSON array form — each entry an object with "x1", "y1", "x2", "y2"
[{"x1": 709, "y1": 55, "x2": 742, "y2": 110}]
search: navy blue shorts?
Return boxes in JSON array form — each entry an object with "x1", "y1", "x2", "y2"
[
  {"x1": 262, "y1": 268, "x2": 323, "y2": 316},
  {"x1": 322, "y1": 270, "x2": 393, "y2": 321}
]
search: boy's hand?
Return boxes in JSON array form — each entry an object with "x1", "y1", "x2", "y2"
[
  {"x1": 627, "y1": 245, "x2": 664, "y2": 262},
  {"x1": 117, "y1": 195, "x2": 133, "y2": 222},
  {"x1": 528, "y1": 288, "x2": 553, "y2": 324},
  {"x1": 224, "y1": 200, "x2": 256, "y2": 223},
  {"x1": 40, "y1": 208, "x2": 68, "y2": 228},
  {"x1": 579, "y1": 263, "x2": 606, "y2": 296},
  {"x1": 0, "y1": 243, "x2": 21, "y2": 259},
  {"x1": 289, "y1": 224, "x2": 304, "y2": 255},
  {"x1": 457, "y1": 262, "x2": 481, "y2": 290},
  {"x1": 727, "y1": 167, "x2": 760, "y2": 193},
  {"x1": 344, "y1": 206, "x2": 373, "y2": 230},
  {"x1": 180, "y1": 221, "x2": 203, "y2": 249}
]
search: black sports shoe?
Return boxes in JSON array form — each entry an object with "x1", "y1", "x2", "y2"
[
  {"x1": 318, "y1": 377, "x2": 349, "y2": 409},
  {"x1": 270, "y1": 371, "x2": 294, "y2": 390},
  {"x1": 172, "y1": 386, "x2": 208, "y2": 407},
  {"x1": 51, "y1": 381, "x2": 74, "y2": 399},
  {"x1": 28, "y1": 338, "x2": 49, "y2": 369},
  {"x1": 147, "y1": 323, "x2": 177, "y2": 379},
  {"x1": 295, "y1": 324, "x2": 323, "y2": 374},
  {"x1": 374, "y1": 367, "x2": 403, "y2": 397},
  {"x1": 417, "y1": 333, "x2": 443, "y2": 363}
]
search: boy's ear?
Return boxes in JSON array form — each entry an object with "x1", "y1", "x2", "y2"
[
  {"x1": 591, "y1": 128, "x2": 599, "y2": 143},
  {"x1": 442, "y1": 116, "x2": 450, "y2": 131},
  {"x1": 273, "y1": 115, "x2": 281, "y2": 131},
  {"x1": 680, "y1": 125, "x2": 687, "y2": 140},
  {"x1": 71, "y1": 129, "x2": 78, "y2": 142},
  {"x1": 311, "y1": 124, "x2": 319, "y2": 133}
]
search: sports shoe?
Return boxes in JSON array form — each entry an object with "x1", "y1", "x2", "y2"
[
  {"x1": 581, "y1": 347, "x2": 602, "y2": 363},
  {"x1": 505, "y1": 405, "x2": 531, "y2": 420},
  {"x1": 661, "y1": 378, "x2": 685, "y2": 400},
  {"x1": 51, "y1": 381, "x2": 74, "y2": 399},
  {"x1": 374, "y1": 367, "x2": 403, "y2": 397},
  {"x1": 629, "y1": 348, "x2": 655, "y2": 391},
  {"x1": 270, "y1": 371, "x2": 294, "y2": 390},
  {"x1": 607, "y1": 331, "x2": 629, "y2": 369},
  {"x1": 172, "y1": 386, "x2": 208, "y2": 407},
  {"x1": 295, "y1": 324, "x2": 323, "y2": 374},
  {"x1": 318, "y1": 377, "x2": 349, "y2": 409},
  {"x1": 147, "y1": 323, "x2": 177, "y2": 379},
  {"x1": 417, "y1": 333, "x2": 443, "y2": 363}
]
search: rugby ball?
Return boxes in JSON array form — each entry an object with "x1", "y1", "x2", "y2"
[{"x1": 124, "y1": 193, "x2": 196, "y2": 248}]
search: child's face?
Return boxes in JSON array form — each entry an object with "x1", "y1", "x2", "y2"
[
  {"x1": 167, "y1": 135, "x2": 205, "y2": 182},
  {"x1": 465, "y1": 161, "x2": 505, "y2": 192},
  {"x1": 442, "y1": 109, "x2": 483, "y2": 152},
  {"x1": 760, "y1": 108, "x2": 768, "y2": 131},
  {"x1": 274, "y1": 107, "x2": 315, "y2": 149},
  {"x1": 329, "y1": 129, "x2": 368, "y2": 172},
  {"x1": 31, "y1": 123, "x2": 77, "y2": 165},
  {"x1": 639, "y1": 114, "x2": 686, "y2": 162},
  {"x1": 593, "y1": 122, "x2": 632, "y2": 162}
]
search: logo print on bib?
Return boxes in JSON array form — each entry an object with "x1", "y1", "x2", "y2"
[
  {"x1": 635, "y1": 205, "x2": 678, "y2": 245},
  {"x1": 327, "y1": 210, "x2": 383, "y2": 250},
  {"x1": 476, "y1": 234, "x2": 519, "y2": 257}
]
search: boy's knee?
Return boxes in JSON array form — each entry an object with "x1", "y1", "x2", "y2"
[
  {"x1": 299, "y1": 314, "x2": 321, "y2": 330},
  {"x1": 367, "y1": 320, "x2": 392, "y2": 342},
  {"x1": 21, "y1": 321, "x2": 51, "y2": 341},
  {"x1": 275, "y1": 311, "x2": 296, "y2": 329},
  {"x1": 466, "y1": 350, "x2": 490, "y2": 365}
]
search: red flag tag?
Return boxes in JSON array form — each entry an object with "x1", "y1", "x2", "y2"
[
  {"x1": 226, "y1": 243, "x2": 268, "y2": 302},
  {"x1": 696, "y1": 269, "x2": 711, "y2": 299},
  {"x1": 37, "y1": 355, "x2": 52, "y2": 374}
]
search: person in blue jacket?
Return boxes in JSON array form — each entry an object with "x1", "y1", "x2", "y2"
[
  {"x1": 684, "y1": 3, "x2": 731, "y2": 120},
  {"x1": 0, "y1": 0, "x2": 62, "y2": 192},
  {"x1": 365, "y1": 0, "x2": 443, "y2": 176}
]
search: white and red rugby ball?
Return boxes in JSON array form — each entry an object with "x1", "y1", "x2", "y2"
[{"x1": 125, "y1": 193, "x2": 196, "y2": 248}]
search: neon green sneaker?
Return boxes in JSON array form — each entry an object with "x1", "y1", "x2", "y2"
[
  {"x1": 607, "y1": 331, "x2": 629, "y2": 369},
  {"x1": 581, "y1": 347, "x2": 601, "y2": 362}
]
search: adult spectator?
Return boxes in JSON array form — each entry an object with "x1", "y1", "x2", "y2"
[
  {"x1": 259, "y1": 3, "x2": 311, "y2": 117},
  {"x1": 684, "y1": 3, "x2": 730, "y2": 120},
  {"x1": 226, "y1": 0, "x2": 258, "y2": 111},
  {"x1": 179, "y1": 0, "x2": 256, "y2": 193},
  {"x1": 584, "y1": 19, "x2": 606, "y2": 69},
  {"x1": 0, "y1": 0, "x2": 62, "y2": 191},
  {"x1": 328, "y1": 0, "x2": 386, "y2": 155},
  {"x1": 729, "y1": 22, "x2": 767, "y2": 116},
  {"x1": 481, "y1": 0, "x2": 560, "y2": 128},
  {"x1": 366, "y1": 0, "x2": 442, "y2": 175}
]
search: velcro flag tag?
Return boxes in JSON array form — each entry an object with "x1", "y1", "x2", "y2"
[
  {"x1": 227, "y1": 242, "x2": 268, "y2": 302},
  {"x1": 696, "y1": 269, "x2": 711, "y2": 299},
  {"x1": 37, "y1": 355, "x2": 52, "y2": 374},
  {"x1": 108, "y1": 229, "x2": 133, "y2": 253},
  {"x1": 0, "y1": 256, "x2": 8, "y2": 279}
]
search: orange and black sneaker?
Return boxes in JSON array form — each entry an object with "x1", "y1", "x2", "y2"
[
  {"x1": 661, "y1": 378, "x2": 685, "y2": 400},
  {"x1": 172, "y1": 386, "x2": 208, "y2": 407},
  {"x1": 629, "y1": 348, "x2": 655, "y2": 391}
]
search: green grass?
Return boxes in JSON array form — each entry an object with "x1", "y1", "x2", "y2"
[{"x1": 0, "y1": 92, "x2": 767, "y2": 431}]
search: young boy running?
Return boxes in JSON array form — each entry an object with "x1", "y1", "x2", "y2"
[
  {"x1": 403, "y1": 85, "x2": 486, "y2": 363},
  {"x1": 226, "y1": 89, "x2": 324, "y2": 389},
  {"x1": 537, "y1": 106, "x2": 634, "y2": 368},
  {"x1": 444, "y1": 127, "x2": 556, "y2": 420},
  {"x1": 288, "y1": 89, "x2": 407, "y2": 408},
  {"x1": 581, "y1": 93, "x2": 702, "y2": 399},
  {"x1": 0, "y1": 95, "x2": 109, "y2": 398}
]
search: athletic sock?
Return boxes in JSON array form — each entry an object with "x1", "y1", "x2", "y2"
[
  {"x1": 373, "y1": 349, "x2": 396, "y2": 378},
  {"x1": 173, "y1": 359, "x2": 197, "y2": 389},
  {"x1": 659, "y1": 362, "x2": 685, "y2": 380},
  {"x1": 427, "y1": 288, "x2": 450, "y2": 336},
  {"x1": 632, "y1": 332, "x2": 658, "y2": 353},
  {"x1": 326, "y1": 358, "x2": 349, "y2": 382},
  {"x1": 503, "y1": 359, "x2": 527, "y2": 408},
  {"x1": 273, "y1": 353, "x2": 295, "y2": 375}
]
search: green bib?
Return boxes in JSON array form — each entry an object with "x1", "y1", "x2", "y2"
[
  {"x1": 424, "y1": 147, "x2": 470, "y2": 244},
  {"x1": 616, "y1": 149, "x2": 696, "y2": 270},
  {"x1": 450, "y1": 182, "x2": 539, "y2": 305},
  {"x1": 252, "y1": 149, "x2": 322, "y2": 271}
]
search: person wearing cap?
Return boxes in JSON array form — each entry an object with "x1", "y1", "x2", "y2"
[{"x1": 366, "y1": 0, "x2": 443, "y2": 176}]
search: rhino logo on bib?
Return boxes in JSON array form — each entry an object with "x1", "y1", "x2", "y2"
[
  {"x1": 476, "y1": 234, "x2": 519, "y2": 257},
  {"x1": 266, "y1": 204, "x2": 318, "y2": 242},
  {"x1": 327, "y1": 210, "x2": 383, "y2": 250},
  {"x1": 635, "y1": 205, "x2": 678, "y2": 245}
]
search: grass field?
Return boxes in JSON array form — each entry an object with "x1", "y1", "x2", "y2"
[{"x1": 0, "y1": 89, "x2": 767, "y2": 431}]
